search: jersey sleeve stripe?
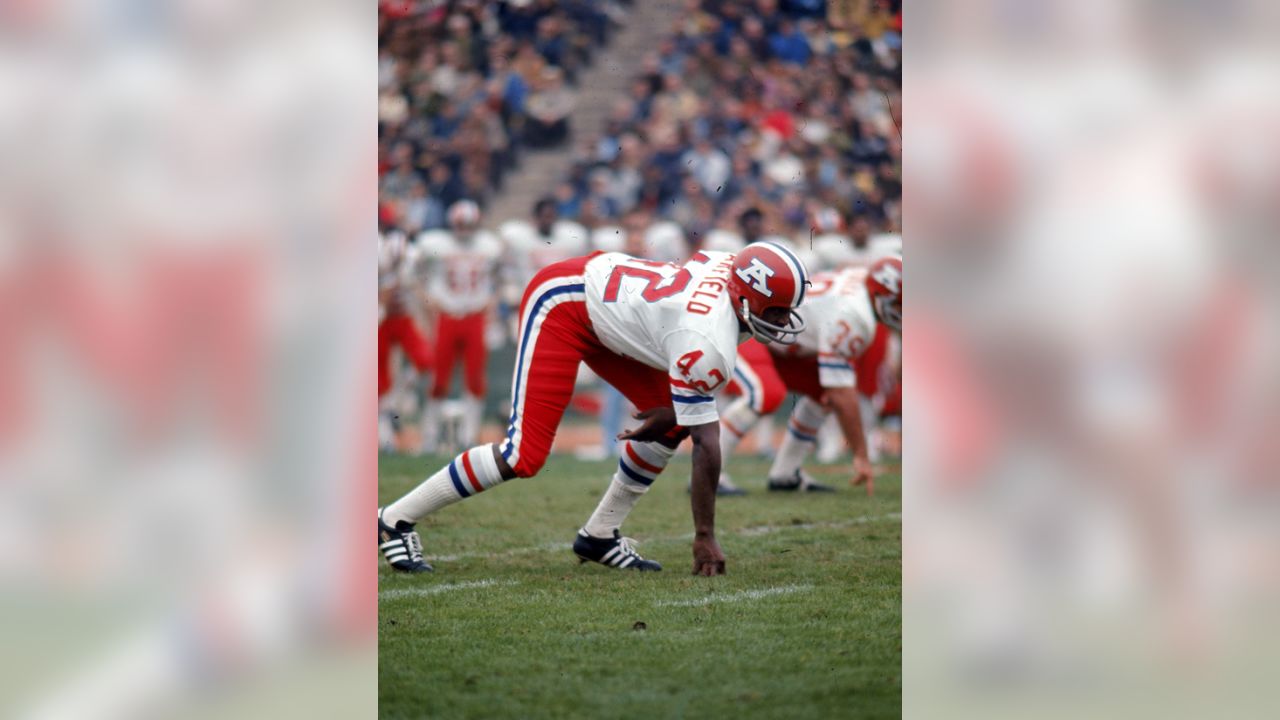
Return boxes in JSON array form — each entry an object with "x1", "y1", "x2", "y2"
[{"x1": 671, "y1": 394, "x2": 714, "y2": 404}]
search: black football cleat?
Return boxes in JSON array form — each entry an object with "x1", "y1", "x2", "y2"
[
  {"x1": 378, "y1": 509, "x2": 434, "y2": 573},
  {"x1": 573, "y1": 529, "x2": 662, "y2": 571},
  {"x1": 767, "y1": 469, "x2": 835, "y2": 493}
]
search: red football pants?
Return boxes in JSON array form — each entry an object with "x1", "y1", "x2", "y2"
[
  {"x1": 724, "y1": 338, "x2": 788, "y2": 415},
  {"x1": 378, "y1": 312, "x2": 433, "y2": 398},
  {"x1": 432, "y1": 310, "x2": 488, "y2": 398},
  {"x1": 497, "y1": 255, "x2": 686, "y2": 477}
]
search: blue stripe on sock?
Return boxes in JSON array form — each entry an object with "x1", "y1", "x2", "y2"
[
  {"x1": 448, "y1": 460, "x2": 470, "y2": 497},
  {"x1": 787, "y1": 426, "x2": 817, "y2": 443},
  {"x1": 618, "y1": 459, "x2": 655, "y2": 486}
]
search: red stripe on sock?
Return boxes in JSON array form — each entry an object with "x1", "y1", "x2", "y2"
[
  {"x1": 625, "y1": 442, "x2": 664, "y2": 474},
  {"x1": 722, "y1": 419, "x2": 745, "y2": 437},
  {"x1": 791, "y1": 420, "x2": 818, "y2": 435},
  {"x1": 461, "y1": 451, "x2": 484, "y2": 493}
]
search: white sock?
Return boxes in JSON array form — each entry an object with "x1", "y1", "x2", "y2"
[
  {"x1": 582, "y1": 478, "x2": 646, "y2": 538},
  {"x1": 859, "y1": 394, "x2": 881, "y2": 462},
  {"x1": 378, "y1": 410, "x2": 396, "y2": 452},
  {"x1": 815, "y1": 414, "x2": 843, "y2": 463},
  {"x1": 718, "y1": 397, "x2": 760, "y2": 462},
  {"x1": 753, "y1": 413, "x2": 777, "y2": 457},
  {"x1": 769, "y1": 397, "x2": 828, "y2": 479},
  {"x1": 582, "y1": 441, "x2": 675, "y2": 537},
  {"x1": 383, "y1": 444, "x2": 505, "y2": 526},
  {"x1": 419, "y1": 400, "x2": 441, "y2": 454},
  {"x1": 459, "y1": 394, "x2": 483, "y2": 447}
]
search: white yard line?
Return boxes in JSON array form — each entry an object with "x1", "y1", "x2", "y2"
[
  {"x1": 421, "y1": 512, "x2": 900, "y2": 562},
  {"x1": 379, "y1": 578, "x2": 516, "y2": 601},
  {"x1": 656, "y1": 584, "x2": 814, "y2": 607},
  {"x1": 426, "y1": 541, "x2": 573, "y2": 563}
]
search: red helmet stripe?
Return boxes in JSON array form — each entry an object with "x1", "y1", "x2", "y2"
[{"x1": 760, "y1": 241, "x2": 807, "y2": 307}]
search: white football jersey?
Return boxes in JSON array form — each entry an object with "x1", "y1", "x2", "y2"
[
  {"x1": 501, "y1": 219, "x2": 591, "y2": 304},
  {"x1": 781, "y1": 267, "x2": 880, "y2": 388},
  {"x1": 810, "y1": 233, "x2": 901, "y2": 271},
  {"x1": 591, "y1": 225, "x2": 625, "y2": 253},
  {"x1": 584, "y1": 251, "x2": 744, "y2": 426},
  {"x1": 412, "y1": 229, "x2": 503, "y2": 316},
  {"x1": 378, "y1": 230, "x2": 408, "y2": 289},
  {"x1": 702, "y1": 228, "x2": 745, "y2": 254},
  {"x1": 642, "y1": 221, "x2": 690, "y2": 263}
]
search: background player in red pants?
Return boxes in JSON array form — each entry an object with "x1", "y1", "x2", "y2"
[
  {"x1": 378, "y1": 230, "x2": 433, "y2": 451},
  {"x1": 413, "y1": 200, "x2": 502, "y2": 453},
  {"x1": 720, "y1": 256, "x2": 902, "y2": 494},
  {"x1": 378, "y1": 242, "x2": 810, "y2": 575}
]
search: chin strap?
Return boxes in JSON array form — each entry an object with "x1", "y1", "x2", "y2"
[
  {"x1": 740, "y1": 298, "x2": 805, "y2": 345},
  {"x1": 873, "y1": 297, "x2": 901, "y2": 332}
]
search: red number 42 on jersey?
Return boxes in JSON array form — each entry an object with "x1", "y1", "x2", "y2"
[{"x1": 674, "y1": 350, "x2": 724, "y2": 394}]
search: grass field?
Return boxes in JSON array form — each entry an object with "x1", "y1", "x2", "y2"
[{"x1": 378, "y1": 449, "x2": 901, "y2": 719}]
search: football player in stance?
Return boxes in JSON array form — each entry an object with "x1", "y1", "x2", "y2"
[
  {"x1": 718, "y1": 256, "x2": 902, "y2": 495},
  {"x1": 378, "y1": 242, "x2": 810, "y2": 575},
  {"x1": 413, "y1": 201, "x2": 503, "y2": 452}
]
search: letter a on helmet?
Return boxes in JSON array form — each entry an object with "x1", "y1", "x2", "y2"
[{"x1": 728, "y1": 241, "x2": 809, "y2": 345}]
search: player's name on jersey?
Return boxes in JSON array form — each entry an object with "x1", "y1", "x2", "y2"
[{"x1": 688, "y1": 255, "x2": 735, "y2": 315}]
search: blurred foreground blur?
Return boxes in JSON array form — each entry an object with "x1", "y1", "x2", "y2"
[
  {"x1": 906, "y1": 0, "x2": 1280, "y2": 717},
  {"x1": 0, "y1": 2, "x2": 374, "y2": 718}
]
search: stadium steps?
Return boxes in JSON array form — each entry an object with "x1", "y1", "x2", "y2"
[{"x1": 486, "y1": 0, "x2": 683, "y2": 223}]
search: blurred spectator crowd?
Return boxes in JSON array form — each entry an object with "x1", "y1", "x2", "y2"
[
  {"x1": 379, "y1": 0, "x2": 630, "y2": 233},
  {"x1": 379, "y1": 1, "x2": 901, "y2": 256},
  {"x1": 553, "y1": 0, "x2": 902, "y2": 260}
]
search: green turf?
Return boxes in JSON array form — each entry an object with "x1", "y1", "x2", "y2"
[{"x1": 378, "y1": 448, "x2": 901, "y2": 720}]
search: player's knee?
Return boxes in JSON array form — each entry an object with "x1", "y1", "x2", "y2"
[
  {"x1": 656, "y1": 427, "x2": 690, "y2": 449},
  {"x1": 491, "y1": 444, "x2": 521, "y2": 480}
]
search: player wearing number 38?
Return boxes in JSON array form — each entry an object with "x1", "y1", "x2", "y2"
[{"x1": 378, "y1": 242, "x2": 808, "y2": 577}]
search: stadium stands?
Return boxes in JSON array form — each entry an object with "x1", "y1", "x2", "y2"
[{"x1": 378, "y1": 0, "x2": 629, "y2": 234}]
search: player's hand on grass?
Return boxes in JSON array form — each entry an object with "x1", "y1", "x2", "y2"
[
  {"x1": 851, "y1": 455, "x2": 875, "y2": 496},
  {"x1": 692, "y1": 534, "x2": 726, "y2": 576},
  {"x1": 617, "y1": 407, "x2": 678, "y2": 443}
]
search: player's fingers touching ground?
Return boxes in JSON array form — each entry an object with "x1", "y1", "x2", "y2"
[
  {"x1": 616, "y1": 407, "x2": 677, "y2": 443},
  {"x1": 692, "y1": 559, "x2": 727, "y2": 577}
]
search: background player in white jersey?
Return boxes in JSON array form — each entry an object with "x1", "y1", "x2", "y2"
[
  {"x1": 412, "y1": 200, "x2": 503, "y2": 452},
  {"x1": 378, "y1": 242, "x2": 810, "y2": 576},
  {"x1": 378, "y1": 229, "x2": 434, "y2": 452},
  {"x1": 719, "y1": 256, "x2": 903, "y2": 494},
  {"x1": 498, "y1": 197, "x2": 591, "y2": 309},
  {"x1": 810, "y1": 212, "x2": 903, "y2": 271}
]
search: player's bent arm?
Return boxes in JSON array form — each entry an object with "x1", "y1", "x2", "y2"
[
  {"x1": 823, "y1": 386, "x2": 868, "y2": 461},
  {"x1": 822, "y1": 385, "x2": 875, "y2": 490},
  {"x1": 687, "y1": 420, "x2": 727, "y2": 576}
]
